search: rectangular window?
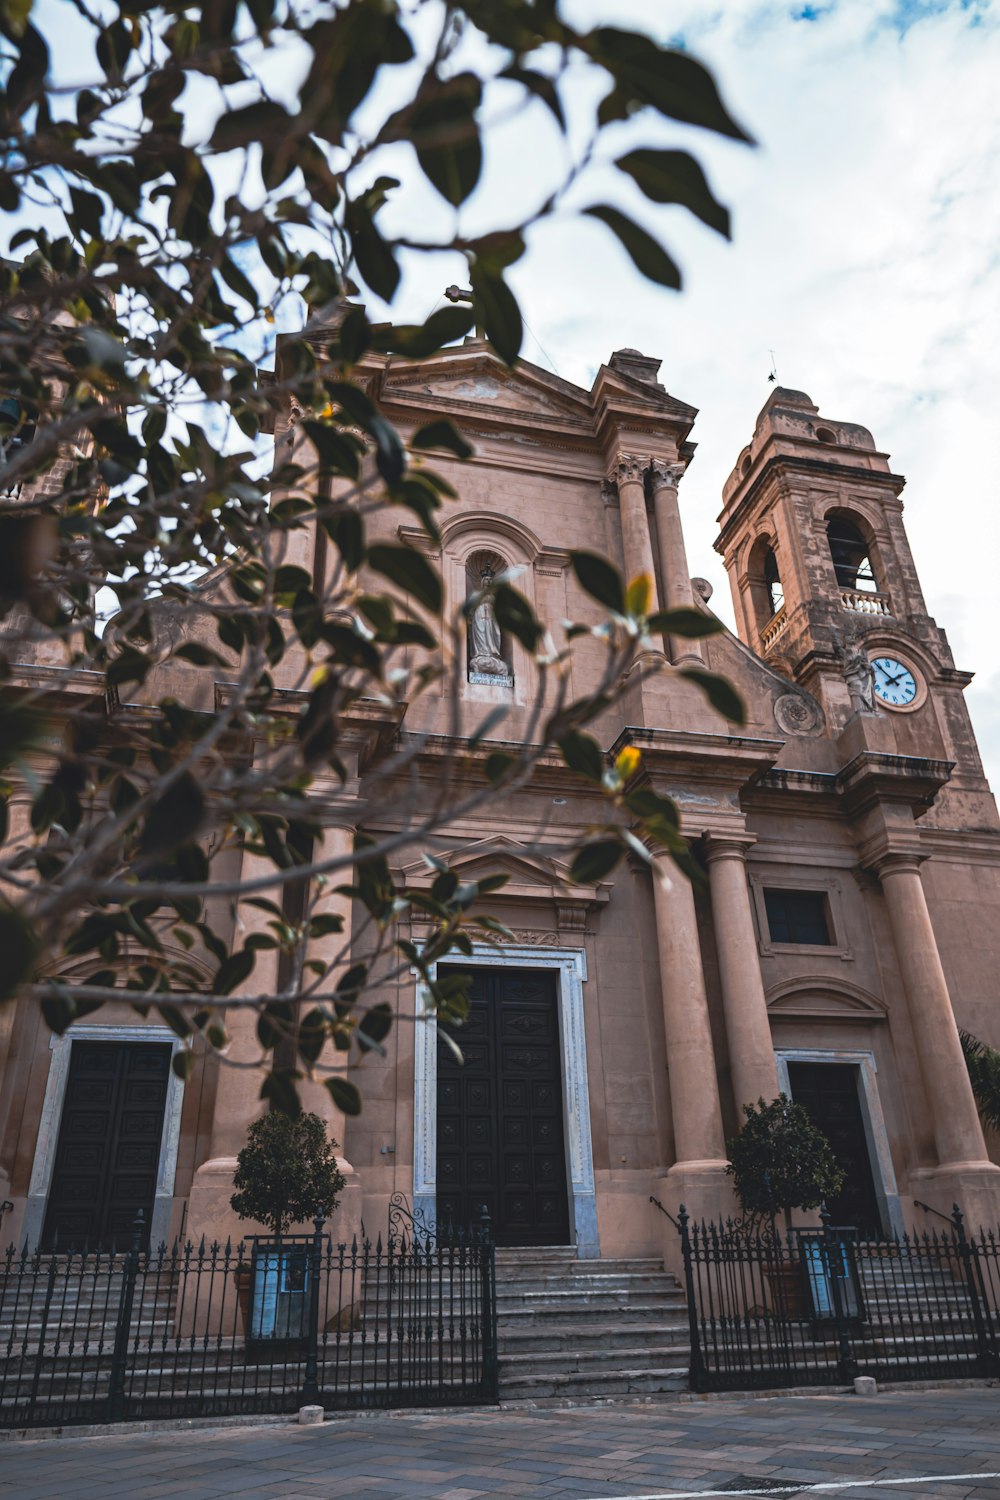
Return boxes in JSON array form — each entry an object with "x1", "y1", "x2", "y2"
[{"x1": 763, "y1": 888, "x2": 831, "y2": 946}]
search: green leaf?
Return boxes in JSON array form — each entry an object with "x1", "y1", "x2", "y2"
[
  {"x1": 215, "y1": 948, "x2": 256, "y2": 996},
  {"x1": 302, "y1": 420, "x2": 362, "y2": 479},
  {"x1": 646, "y1": 607, "x2": 725, "y2": 639},
  {"x1": 409, "y1": 73, "x2": 483, "y2": 207},
  {"x1": 569, "y1": 840, "x2": 624, "y2": 884},
  {"x1": 0, "y1": 903, "x2": 38, "y2": 1002},
  {"x1": 325, "y1": 1075, "x2": 361, "y2": 1116},
  {"x1": 469, "y1": 264, "x2": 522, "y2": 365},
  {"x1": 173, "y1": 642, "x2": 231, "y2": 668},
  {"x1": 346, "y1": 198, "x2": 399, "y2": 302},
  {"x1": 493, "y1": 584, "x2": 542, "y2": 650},
  {"x1": 374, "y1": 306, "x2": 474, "y2": 359},
  {"x1": 616, "y1": 149, "x2": 730, "y2": 238},
  {"x1": 679, "y1": 666, "x2": 746, "y2": 725},
  {"x1": 211, "y1": 100, "x2": 292, "y2": 153},
  {"x1": 484, "y1": 751, "x2": 516, "y2": 785},
  {"x1": 570, "y1": 551, "x2": 626, "y2": 614},
  {"x1": 558, "y1": 731, "x2": 605, "y2": 783},
  {"x1": 139, "y1": 773, "x2": 205, "y2": 855},
  {"x1": 410, "y1": 419, "x2": 472, "y2": 459},
  {"x1": 260, "y1": 1070, "x2": 302, "y2": 1117},
  {"x1": 584, "y1": 205, "x2": 682, "y2": 290},
  {"x1": 589, "y1": 29, "x2": 754, "y2": 144},
  {"x1": 323, "y1": 507, "x2": 365, "y2": 571},
  {"x1": 357, "y1": 1001, "x2": 393, "y2": 1051},
  {"x1": 367, "y1": 544, "x2": 442, "y2": 614}
]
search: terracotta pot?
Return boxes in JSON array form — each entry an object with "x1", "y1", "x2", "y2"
[
  {"x1": 233, "y1": 1266, "x2": 252, "y2": 1329},
  {"x1": 766, "y1": 1261, "x2": 807, "y2": 1318}
]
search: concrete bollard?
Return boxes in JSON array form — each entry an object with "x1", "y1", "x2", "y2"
[
  {"x1": 298, "y1": 1404, "x2": 324, "y2": 1425},
  {"x1": 853, "y1": 1376, "x2": 877, "y2": 1397}
]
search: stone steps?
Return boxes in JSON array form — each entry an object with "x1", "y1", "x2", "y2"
[{"x1": 494, "y1": 1247, "x2": 690, "y2": 1401}]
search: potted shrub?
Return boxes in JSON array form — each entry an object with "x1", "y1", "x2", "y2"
[
  {"x1": 726, "y1": 1095, "x2": 846, "y2": 1317},
  {"x1": 230, "y1": 1111, "x2": 346, "y2": 1340}
]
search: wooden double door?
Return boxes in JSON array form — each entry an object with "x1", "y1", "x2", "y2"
[
  {"x1": 42, "y1": 1041, "x2": 172, "y2": 1250},
  {"x1": 437, "y1": 967, "x2": 570, "y2": 1246}
]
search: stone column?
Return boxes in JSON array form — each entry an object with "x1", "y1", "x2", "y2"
[
  {"x1": 703, "y1": 836, "x2": 779, "y2": 1114},
  {"x1": 609, "y1": 453, "x2": 659, "y2": 607},
  {"x1": 298, "y1": 818, "x2": 355, "y2": 1149},
  {"x1": 652, "y1": 855, "x2": 728, "y2": 1171},
  {"x1": 185, "y1": 847, "x2": 281, "y2": 1245},
  {"x1": 649, "y1": 460, "x2": 703, "y2": 666},
  {"x1": 877, "y1": 854, "x2": 991, "y2": 1170}
]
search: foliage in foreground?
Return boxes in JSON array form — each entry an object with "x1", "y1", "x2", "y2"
[
  {"x1": 961, "y1": 1031, "x2": 1000, "y2": 1136},
  {"x1": 726, "y1": 1096, "x2": 846, "y2": 1227},
  {"x1": 0, "y1": 0, "x2": 750, "y2": 1110}
]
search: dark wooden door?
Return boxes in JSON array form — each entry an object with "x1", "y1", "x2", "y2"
[
  {"x1": 437, "y1": 967, "x2": 570, "y2": 1246},
  {"x1": 42, "y1": 1041, "x2": 172, "y2": 1250},
  {"x1": 787, "y1": 1061, "x2": 883, "y2": 1235}
]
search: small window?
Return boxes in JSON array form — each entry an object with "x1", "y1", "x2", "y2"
[
  {"x1": 763, "y1": 888, "x2": 831, "y2": 946},
  {"x1": 815, "y1": 426, "x2": 837, "y2": 445}
]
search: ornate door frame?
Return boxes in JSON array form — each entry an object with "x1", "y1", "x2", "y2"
[
  {"x1": 23, "y1": 1025, "x2": 185, "y2": 1250},
  {"x1": 413, "y1": 943, "x2": 599, "y2": 1257}
]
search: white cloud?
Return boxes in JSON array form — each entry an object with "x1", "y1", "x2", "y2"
[{"x1": 487, "y1": 0, "x2": 1000, "y2": 799}]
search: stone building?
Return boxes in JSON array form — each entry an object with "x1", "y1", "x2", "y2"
[{"x1": 3, "y1": 335, "x2": 1000, "y2": 1266}]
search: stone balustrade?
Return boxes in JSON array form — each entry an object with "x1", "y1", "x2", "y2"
[
  {"x1": 760, "y1": 606, "x2": 789, "y2": 651},
  {"x1": 841, "y1": 588, "x2": 891, "y2": 615}
]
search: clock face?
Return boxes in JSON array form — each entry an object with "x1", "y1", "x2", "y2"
[{"x1": 871, "y1": 656, "x2": 918, "y2": 708}]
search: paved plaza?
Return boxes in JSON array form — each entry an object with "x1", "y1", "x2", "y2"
[{"x1": 2, "y1": 1388, "x2": 999, "y2": 1500}]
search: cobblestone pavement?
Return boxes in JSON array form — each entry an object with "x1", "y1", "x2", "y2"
[{"x1": 2, "y1": 1389, "x2": 999, "y2": 1500}]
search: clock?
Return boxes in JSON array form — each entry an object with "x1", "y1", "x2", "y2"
[{"x1": 870, "y1": 655, "x2": 919, "y2": 708}]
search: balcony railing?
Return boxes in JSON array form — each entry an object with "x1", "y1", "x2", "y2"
[
  {"x1": 760, "y1": 606, "x2": 789, "y2": 652},
  {"x1": 841, "y1": 588, "x2": 891, "y2": 616}
]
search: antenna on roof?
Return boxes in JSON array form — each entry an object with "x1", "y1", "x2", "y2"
[{"x1": 767, "y1": 349, "x2": 778, "y2": 385}]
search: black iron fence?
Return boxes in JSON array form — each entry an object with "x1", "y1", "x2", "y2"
[
  {"x1": 0, "y1": 1197, "x2": 497, "y2": 1428},
  {"x1": 677, "y1": 1202, "x2": 1000, "y2": 1392}
]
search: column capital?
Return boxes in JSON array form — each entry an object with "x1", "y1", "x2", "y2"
[
  {"x1": 702, "y1": 831, "x2": 757, "y2": 865},
  {"x1": 649, "y1": 458, "x2": 686, "y2": 490},
  {"x1": 608, "y1": 452, "x2": 648, "y2": 487},
  {"x1": 870, "y1": 849, "x2": 928, "y2": 880}
]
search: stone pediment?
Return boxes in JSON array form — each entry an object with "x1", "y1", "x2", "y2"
[
  {"x1": 766, "y1": 975, "x2": 888, "y2": 1024},
  {"x1": 381, "y1": 347, "x2": 595, "y2": 435},
  {"x1": 398, "y1": 836, "x2": 610, "y2": 912}
]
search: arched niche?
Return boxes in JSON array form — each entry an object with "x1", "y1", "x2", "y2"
[
  {"x1": 466, "y1": 548, "x2": 514, "y2": 685},
  {"x1": 437, "y1": 510, "x2": 560, "y2": 707}
]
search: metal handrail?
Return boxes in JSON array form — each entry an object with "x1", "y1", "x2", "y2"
[{"x1": 648, "y1": 1194, "x2": 678, "y2": 1230}]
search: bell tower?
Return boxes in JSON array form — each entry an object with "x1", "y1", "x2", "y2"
[{"x1": 714, "y1": 387, "x2": 956, "y2": 726}]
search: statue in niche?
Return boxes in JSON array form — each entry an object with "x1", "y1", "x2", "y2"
[
  {"x1": 468, "y1": 554, "x2": 509, "y2": 679},
  {"x1": 840, "y1": 637, "x2": 875, "y2": 714}
]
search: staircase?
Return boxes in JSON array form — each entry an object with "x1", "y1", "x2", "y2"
[{"x1": 494, "y1": 1246, "x2": 690, "y2": 1401}]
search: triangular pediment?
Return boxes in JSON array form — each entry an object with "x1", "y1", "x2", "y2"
[
  {"x1": 398, "y1": 836, "x2": 609, "y2": 907},
  {"x1": 381, "y1": 345, "x2": 595, "y2": 434},
  {"x1": 766, "y1": 976, "x2": 888, "y2": 1024}
]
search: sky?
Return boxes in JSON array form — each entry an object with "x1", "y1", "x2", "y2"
[
  {"x1": 15, "y1": 0, "x2": 1000, "y2": 794},
  {"x1": 377, "y1": 0, "x2": 1000, "y2": 796}
]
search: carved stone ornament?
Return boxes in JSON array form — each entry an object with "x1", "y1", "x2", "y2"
[
  {"x1": 649, "y1": 459, "x2": 685, "y2": 489},
  {"x1": 608, "y1": 453, "x2": 647, "y2": 486},
  {"x1": 493, "y1": 928, "x2": 567, "y2": 946},
  {"x1": 839, "y1": 636, "x2": 876, "y2": 714},
  {"x1": 773, "y1": 691, "x2": 826, "y2": 737}
]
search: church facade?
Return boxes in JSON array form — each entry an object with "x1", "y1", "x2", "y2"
[{"x1": 3, "y1": 336, "x2": 1000, "y2": 1266}]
